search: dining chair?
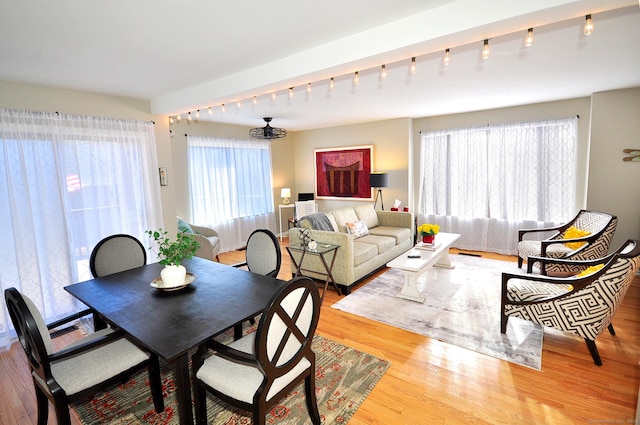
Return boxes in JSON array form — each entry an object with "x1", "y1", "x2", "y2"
[
  {"x1": 501, "y1": 239, "x2": 640, "y2": 365},
  {"x1": 90, "y1": 233, "x2": 147, "y2": 278},
  {"x1": 4, "y1": 287, "x2": 165, "y2": 425},
  {"x1": 192, "y1": 276, "x2": 322, "y2": 425},
  {"x1": 232, "y1": 228, "x2": 282, "y2": 339},
  {"x1": 517, "y1": 210, "x2": 617, "y2": 275}
]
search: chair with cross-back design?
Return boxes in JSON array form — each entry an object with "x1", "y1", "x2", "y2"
[
  {"x1": 192, "y1": 276, "x2": 322, "y2": 425},
  {"x1": 501, "y1": 239, "x2": 640, "y2": 365},
  {"x1": 4, "y1": 287, "x2": 165, "y2": 425},
  {"x1": 517, "y1": 210, "x2": 617, "y2": 275}
]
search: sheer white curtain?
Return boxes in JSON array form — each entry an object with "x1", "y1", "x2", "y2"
[
  {"x1": 418, "y1": 117, "x2": 577, "y2": 254},
  {"x1": 0, "y1": 109, "x2": 163, "y2": 348},
  {"x1": 187, "y1": 136, "x2": 275, "y2": 251}
]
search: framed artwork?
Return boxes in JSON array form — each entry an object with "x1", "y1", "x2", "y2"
[{"x1": 314, "y1": 145, "x2": 373, "y2": 200}]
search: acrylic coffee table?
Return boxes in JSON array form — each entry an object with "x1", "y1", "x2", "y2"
[{"x1": 386, "y1": 232, "x2": 460, "y2": 303}]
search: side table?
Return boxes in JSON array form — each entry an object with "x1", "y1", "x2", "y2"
[{"x1": 286, "y1": 242, "x2": 341, "y2": 300}]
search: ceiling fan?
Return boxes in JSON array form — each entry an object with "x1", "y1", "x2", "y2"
[{"x1": 249, "y1": 117, "x2": 287, "y2": 140}]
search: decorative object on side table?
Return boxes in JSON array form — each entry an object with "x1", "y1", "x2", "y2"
[
  {"x1": 146, "y1": 228, "x2": 200, "y2": 288},
  {"x1": 418, "y1": 223, "x2": 440, "y2": 244}
]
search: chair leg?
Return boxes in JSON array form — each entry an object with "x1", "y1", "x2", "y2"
[
  {"x1": 234, "y1": 323, "x2": 243, "y2": 340},
  {"x1": 518, "y1": 257, "x2": 523, "y2": 268},
  {"x1": 148, "y1": 355, "x2": 165, "y2": 413},
  {"x1": 500, "y1": 313, "x2": 508, "y2": 334},
  {"x1": 607, "y1": 323, "x2": 616, "y2": 336},
  {"x1": 305, "y1": 372, "x2": 322, "y2": 425},
  {"x1": 194, "y1": 382, "x2": 208, "y2": 425},
  {"x1": 584, "y1": 339, "x2": 603, "y2": 366},
  {"x1": 34, "y1": 385, "x2": 49, "y2": 425}
]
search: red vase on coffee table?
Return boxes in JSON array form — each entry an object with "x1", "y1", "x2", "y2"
[{"x1": 422, "y1": 234, "x2": 435, "y2": 244}]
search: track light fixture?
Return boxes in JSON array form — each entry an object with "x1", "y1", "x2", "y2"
[
  {"x1": 482, "y1": 39, "x2": 490, "y2": 59},
  {"x1": 524, "y1": 28, "x2": 534, "y2": 46},
  {"x1": 410, "y1": 57, "x2": 416, "y2": 74},
  {"x1": 584, "y1": 14, "x2": 594, "y2": 35},
  {"x1": 329, "y1": 77, "x2": 335, "y2": 91},
  {"x1": 288, "y1": 87, "x2": 294, "y2": 99},
  {"x1": 354, "y1": 71, "x2": 360, "y2": 85},
  {"x1": 443, "y1": 48, "x2": 451, "y2": 66},
  {"x1": 380, "y1": 64, "x2": 387, "y2": 80}
]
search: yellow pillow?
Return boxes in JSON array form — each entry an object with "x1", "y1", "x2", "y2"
[
  {"x1": 576, "y1": 264, "x2": 604, "y2": 277},
  {"x1": 563, "y1": 226, "x2": 590, "y2": 249}
]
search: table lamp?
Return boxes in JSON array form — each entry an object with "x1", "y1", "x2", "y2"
[
  {"x1": 281, "y1": 187, "x2": 291, "y2": 205},
  {"x1": 369, "y1": 172, "x2": 389, "y2": 210}
]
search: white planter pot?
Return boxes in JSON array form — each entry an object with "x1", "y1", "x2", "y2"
[{"x1": 160, "y1": 264, "x2": 187, "y2": 287}]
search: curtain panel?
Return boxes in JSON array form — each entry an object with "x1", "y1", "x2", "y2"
[
  {"x1": 417, "y1": 117, "x2": 578, "y2": 255},
  {"x1": 0, "y1": 109, "x2": 163, "y2": 348},
  {"x1": 187, "y1": 136, "x2": 275, "y2": 251}
]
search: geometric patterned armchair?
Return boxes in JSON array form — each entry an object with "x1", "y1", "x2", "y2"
[
  {"x1": 501, "y1": 239, "x2": 640, "y2": 365},
  {"x1": 517, "y1": 209, "x2": 617, "y2": 275}
]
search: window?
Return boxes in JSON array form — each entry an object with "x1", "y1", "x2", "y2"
[
  {"x1": 187, "y1": 136, "x2": 274, "y2": 250},
  {"x1": 0, "y1": 109, "x2": 162, "y2": 347},
  {"x1": 417, "y1": 117, "x2": 577, "y2": 254}
]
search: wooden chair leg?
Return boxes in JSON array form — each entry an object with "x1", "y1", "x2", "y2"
[
  {"x1": 518, "y1": 257, "x2": 523, "y2": 268},
  {"x1": 585, "y1": 339, "x2": 603, "y2": 366},
  {"x1": 607, "y1": 323, "x2": 616, "y2": 336},
  {"x1": 305, "y1": 372, "x2": 321, "y2": 425},
  {"x1": 34, "y1": 385, "x2": 49, "y2": 425},
  {"x1": 234, "y1": 323, "x2": 243, "y2": 340}
]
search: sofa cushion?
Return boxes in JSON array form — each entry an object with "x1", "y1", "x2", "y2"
[
  {"x1": 354, "y1": 204, "x2": 380, "y2": 229},
  {"x1": 352, "y1": 241, "x2": 377, "y2": 267},
  {"x1": 368, "y1": 226, "x2": 412, "y2": 245},
  {"x1": 357, "y1": 234, "x2": 396, "y2": 253},
  {"x1": 346, "y1": 219, "x2": 369, "y2": 238},
  {"x1": 330, "y1": 208, "x2": 359, "y2": 233}
]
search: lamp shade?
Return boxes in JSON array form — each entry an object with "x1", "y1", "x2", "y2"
[
  {"x1": 280, "y1": 188, "x2": 291, "y2": 198},
  {"x1": 369, "y1": 172, "x2": 389, "y2": 188}
]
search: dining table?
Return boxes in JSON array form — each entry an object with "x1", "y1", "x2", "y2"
[{"x1": 65, "y1": 256, "x2": 287, "y2": 425}]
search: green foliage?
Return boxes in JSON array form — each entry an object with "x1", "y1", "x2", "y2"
[{"x1": 146, "y1": 228, "x2": 200, "y2": 266}]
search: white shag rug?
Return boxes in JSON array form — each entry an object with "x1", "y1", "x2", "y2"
[{"x1": 331, "y1": 254, "x2": 544, "y2": 370}]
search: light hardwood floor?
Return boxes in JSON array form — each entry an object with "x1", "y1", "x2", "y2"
[{"x1": 1, "y1": 240, "x2": 638, "y2": 424}]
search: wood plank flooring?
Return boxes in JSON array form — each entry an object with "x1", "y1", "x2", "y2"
[{"x1": 1, "y1": 240, "x2": 638, "y2": 424}]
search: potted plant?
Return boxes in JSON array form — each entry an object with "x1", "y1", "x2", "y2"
[
  {"x1": 146, "y1": 228, "x2": 200, "y2": 286},
  {"x1": 418, "y1": 223, "x2": 440, "y2": 244}
]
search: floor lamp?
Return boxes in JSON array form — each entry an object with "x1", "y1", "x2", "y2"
[{"x1": 370, "y1": 172, "x2": 389, "y2": 210}]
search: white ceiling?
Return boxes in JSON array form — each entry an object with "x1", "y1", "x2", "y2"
[{"x1": 1, "y1": 0, "x2": 639, "y2": 131}]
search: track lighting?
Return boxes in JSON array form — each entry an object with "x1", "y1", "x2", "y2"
[
  {"x1": 380, "y1": 64, "x2": 387, "y2": 80},
  {"x1": 288, "y1": 87, "x2": 294, "y2": 99},
  {"x1": 410, "y1": 57, "x2": 416, "y2": 74},
  {"x1": 208, "y1": 106, "x2": 212, "y2": 115},
  {"x1": 252, "y1": 96, "x2": 257, "y2": 106},
  {"x1": 220, "y1": 103, "x2": 225, "y2": 113},
  {"x1": 524, "y1": 28, "x2": 534, "y2": 47},
  {"x1": 584, "y1": 14, "x2": 594, "y2": 35},
  {"x1": 353, "y1": 71, "x2": 359, "y2": 85},
  {"x1": 482, "y1": 39, "x2": 490, "y2": 59},
  {"x1": 329, "y1": 77, "x2": 335, "y2": 91},
  {"x1": 443, "y1": 48, "x2": 451, "y2": 66},
  {"x1": 187, "y1": 111, "x2": 192, "y2": 122},
  {"x1": 307, "y1": 82, "x2": 312, "y2": 94}
]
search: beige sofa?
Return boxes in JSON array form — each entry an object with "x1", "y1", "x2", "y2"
[{"x1": 288, "y1": 204, "x2": 414, "y2": 294}]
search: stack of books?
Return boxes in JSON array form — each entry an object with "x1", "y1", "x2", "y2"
[{"x1": 415, "y1": 241, "x2": 440, "y2": 251}]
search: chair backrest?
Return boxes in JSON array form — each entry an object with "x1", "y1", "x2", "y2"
[
  {"x1": 254, "y1": 276, "x2": 321, "y2": 400},
  {"x1": 90, "y1": 234, "x2": 147, "y2": 278},
  {"x1": 245, "y1": 229, "x2": 282, "y2": 277},
  {"x1": 294, "y1": 200, "x2": 317, "y2": 221},
  {"x1": 574, "y1": 239, "x2": 640, "y2": 338},
  {"x1": 4, "y1": 288, "x2": 54, "y2": 383}
]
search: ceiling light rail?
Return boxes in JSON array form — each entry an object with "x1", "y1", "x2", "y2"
[{"x1": 167, "y1": 13, "x2": 596, "y2": 126}]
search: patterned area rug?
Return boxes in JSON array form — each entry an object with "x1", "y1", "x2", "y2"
[
  {"x1": 73, "y1": 332, "x2": 389, "y2": 424},
  {"x1": 332, "y1": 254, "x2": 544, "y2": 370}
]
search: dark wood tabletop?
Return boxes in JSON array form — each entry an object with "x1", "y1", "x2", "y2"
[{"x1": 65, "y1": 256, "x2": 287, "y2": 424}]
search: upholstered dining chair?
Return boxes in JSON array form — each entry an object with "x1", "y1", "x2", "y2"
[
  {"x1": 501, "y1": 239, "x2": 640, "y2": 365},
  {"x1": 192, "y1": 276, "x2": 322, "y2": 425},
  {"x1": 517, "y1": 210, "x2": 617, "y2": 275},
  {"x1": 231, "y1": 228, "x2": 282, "y2": 339},
  {"x1": 90, "y1": 233, "x2": 147, "y2": 278},
  {"x1": 4, "y1": 287, "x2": 165, "y2": 425}
]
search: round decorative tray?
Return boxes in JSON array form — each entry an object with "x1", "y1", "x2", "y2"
[{"x1": 150, "y1": 273, "x2": 197, "y2": 291}]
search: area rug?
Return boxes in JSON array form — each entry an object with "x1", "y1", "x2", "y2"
[
  {"x1": 331, "y1": 254, "x2": 544, "y2": 370},
  {"x1": 72, "y1": 333, "x2": 390, "y2": 425}
]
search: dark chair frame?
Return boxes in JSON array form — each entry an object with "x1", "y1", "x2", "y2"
[
  {"x1": 4, "y1": 287, "x2": 164, "y2": 425},
  {"x1": 517, "y1": 209, "x2": 617, "y2": 274},
  {"x1": 232, "y1": 228, "x2": 282, "y2": 278},
  {"x1": 502, "y1": 239, "x2": 640, "y2": 365},
  {"x1": 192, "y1": 276, "x2": 321, "y2": 425}
]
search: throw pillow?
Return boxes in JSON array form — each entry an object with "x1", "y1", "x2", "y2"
[
  {"x1": 576, "y1": 263, "x2": 605, "y2": 277},
  {"x1": 177, "y1": 218, "x2": 194, "y2": 234},
  {"x1": 346, "y1": 219, "x2": 369, "y2": 238},
  {"x1": 563, "y1": 226, "x2": 590, "y2": 250}
]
